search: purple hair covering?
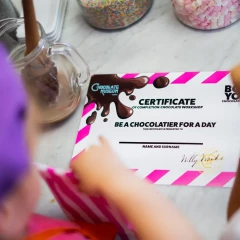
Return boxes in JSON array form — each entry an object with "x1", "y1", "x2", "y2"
[{"x1": 0, "y1": 45, "x2": 29, "y2": 201}]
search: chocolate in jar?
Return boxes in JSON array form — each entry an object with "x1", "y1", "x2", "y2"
[{"x1": 21, "y1": 57, "x2": 59, "y2": 106}]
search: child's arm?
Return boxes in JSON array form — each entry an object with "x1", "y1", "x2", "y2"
[
  {"x1": 102, "y1": 171, "x2": 201, "y2": 240},
  {"x1": 71, "y1": 137, "x2": 202, "y2": 240}
]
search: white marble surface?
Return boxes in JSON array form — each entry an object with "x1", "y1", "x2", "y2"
[{"x1": 32, "y1": 0, "x2": 240, "y2": 239}]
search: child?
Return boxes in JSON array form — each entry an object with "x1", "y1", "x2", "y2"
[
  {"x1": 0, "y1": 45, "x2": 41, "y2": 240},
  {"x1": 0, "y1": 44, "x2": 202, "y2": 240}
]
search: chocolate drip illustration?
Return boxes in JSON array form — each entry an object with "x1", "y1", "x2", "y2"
[
  {"x1": 86, "y1": 111, "x2": 97, "y2": 125},
  {"x1": 85, "y1": 74, "x2": 149, "y2": 120},
  {"x1": 104, "y1": 118, "x2": 108, "y2": 122},
  {"x1": 153, "y1": 76, "x2": 169, "y2": 89},
  {"x1": 129, "y1": 95, "x2": 136, "y2": 101}
]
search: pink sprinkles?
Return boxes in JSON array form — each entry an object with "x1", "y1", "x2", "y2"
[{"x1": 171, "y1": 0, "x2": 240, "y2": 30}]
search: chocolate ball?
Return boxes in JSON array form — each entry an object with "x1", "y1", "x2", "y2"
[{"x1": 153, "y1": 77, "x2": 170, "y2": 89}]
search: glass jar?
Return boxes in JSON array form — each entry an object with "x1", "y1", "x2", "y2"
[
  {"x1": 0, "y1": 0, "x2": 19, "y2": 20},
  {"x1": 77, "y1": 0, "x2": 153, "y2": 30},
  {"x1": 0, "y1": 18, "x2": 90, "y2": 123},
  {"x1": 171, "y1": 0, "x2": 240, "y2": 30}
]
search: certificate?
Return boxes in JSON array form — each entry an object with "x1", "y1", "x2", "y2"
[{"x1": 72, "y1": 72, "x2": 240, "y2": 187}]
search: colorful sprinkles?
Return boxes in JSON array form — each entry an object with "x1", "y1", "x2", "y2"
[
  {"x1": 77, "y1": 0, "x2": 153, "y2": 29},
  {"x1": 171, "y1": 0, "x2": 240, "y2": 30}
]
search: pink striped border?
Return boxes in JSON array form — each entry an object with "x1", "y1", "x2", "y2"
[
  {"x1": 172, "y1": 171, "x2": 202, "y2": 186},
  {"x1": 120, "y1": 71, "x2": 229, "y2": 85},
  {"x1": 171, "y1": 72, "x2": 199, "y2": 84},
  {"x1": 146, "y1": 170, "x2": 169, "y2": 183},
  {"x1": 61, "y1": 169, "x2": 236, "y2": 189},
  {"x1": 75, "y1": 125, "x2": 91, "y2": 144},
  {"x1": 142, "y1": 170, "x2": 236, "y2": 187},
  {"x1": 206, "y1": 172, "x2": 236, "y2": 187},
  {"x1": 202, "y1": 71, "x2": 229, "y2": 84},
  {"x1": 121, "y1": 73, "x2": 139, "y2": 79},
  {"x1": 82, "y1": 103, "x2": 95, "y2": 117},
  {"x1": 121, "y1": 72, "x2": 170, "y2": 84}
]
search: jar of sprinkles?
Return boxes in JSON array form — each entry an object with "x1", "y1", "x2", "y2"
[
  {"x1": 171, "y1": 0, "x2": 240, "y2": 30},
  {"x1": 77, "y1": 0, "x2": 153, "y2": 30}
]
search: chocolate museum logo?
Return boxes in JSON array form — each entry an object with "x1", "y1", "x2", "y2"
[
  {"x1": 85, "y1": 75, "x2": 172, "y2": 125},
  {"x1": 91, "y1": 83, "x2": 119, "y2": 96},
  {"x1": 222, "y1": 85, "x2": 240, "y2": 103},
  {"x1": 85, "y1": 74, "x2": 149, "y2": 125}
]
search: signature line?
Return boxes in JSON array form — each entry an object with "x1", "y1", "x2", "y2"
[{"x1": 119, "y1": 142, "x2": 203, "y2": 145}]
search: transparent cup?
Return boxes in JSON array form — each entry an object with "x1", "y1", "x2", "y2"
[{"x1": 0, "y1": 18, "x2": 90, "y2": 123}]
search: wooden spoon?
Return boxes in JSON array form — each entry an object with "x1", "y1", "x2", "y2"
[
  {"x1": 231, "y1": 65, "x2": 240, "y2": 95},
  {"x1": 22, "y1": 0, "x2": 40, "y2": 56},
  {"x1": 227, "y1": 66, "x2": 240, "y2": 220},
  {"x1": 21, "y1": 0, "x2": 60, "y2": 121}
]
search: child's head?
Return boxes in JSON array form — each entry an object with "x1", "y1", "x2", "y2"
[{"x1": 0, "y1": 45, "x2": 40, "y2": 240}]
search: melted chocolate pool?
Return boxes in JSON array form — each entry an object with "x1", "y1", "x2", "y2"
[
  {"x1": 153, "y1": 77, "x2": 169, "y2": 89},
  {"x1": 86, "y1": 111, "x2": 97, "y2": 125},
  {"x1": 85, "y1": 74, "x2": 149, "y2": 120}
]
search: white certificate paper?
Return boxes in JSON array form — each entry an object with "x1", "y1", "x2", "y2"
[{"x1": 73, "y1": 72, "x2": 240, "y2": 187}]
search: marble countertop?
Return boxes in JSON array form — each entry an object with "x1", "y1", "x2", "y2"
[{"x1": 34, "y1": 1, "x2": 240, "y2": 239}]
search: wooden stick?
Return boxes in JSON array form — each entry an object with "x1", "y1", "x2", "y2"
[
  {"x1": 22, "y1": 0, "x2": 40, "y2": 56},
  {"x1": 227, "y1": 66, "x2": 240, "y2": 220},
  {"x1": 228, "y1": 162, "x2": 240, "y2": 220}
]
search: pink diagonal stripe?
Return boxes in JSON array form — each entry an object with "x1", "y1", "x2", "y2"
[
  {"x1": 75, "y1": 125, "x2": 91, "y2": 144},
  {"x1": 121, "y1": 73, "x2": 139, "y2": 79},
  {"x1": 82, "y1": 103, "x2": 96, "y2": 117},
  {"x1": 44, "y1": 173, "x2": 84, "y2": 221},
  {"x1": 149, "y1": 72, "x2": 169, "y2": 84},
  {"x1": 66, "y1": 171, "x2": 79, "y2": 185},
  {"x1": 172, "y1": 171, "x2": 202, "y2": 185},
  {"x1": 146, "y1": 170, "x2": 169, "y2": 183},
  {"x1": 50, "y1": 170, "x2": 102, "y2": 223},
  {"x1": 171, "y1": 72, "x2": 199, "y2": 84},
  {"x1": 206, "y1": 172, "x2": 236, "y2": 187},
  {"x1": 202, "y1": 71, "x2": 229, "y2": 84}
]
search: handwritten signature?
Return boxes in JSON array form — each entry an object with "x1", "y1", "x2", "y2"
[{"x1": 181, "y1": 150, "x2": 223, "y2": 168}]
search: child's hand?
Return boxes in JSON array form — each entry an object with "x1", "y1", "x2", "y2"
[
  {"x1": 70, "y1": 137, "x2": 130, "y2": 196},
  {"x1": 71, "y1": 138, "x2": 202, "y2": 240}
]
